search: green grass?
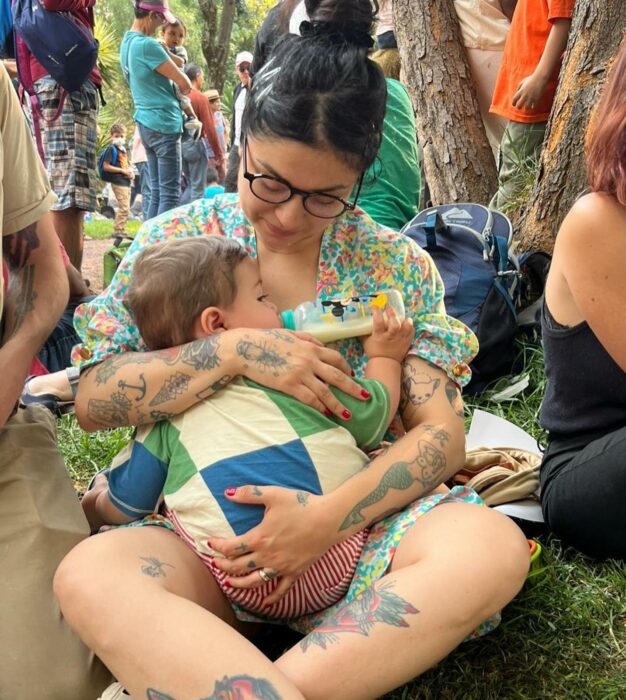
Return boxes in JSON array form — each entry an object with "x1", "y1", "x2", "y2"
[
  {"x1": 57, "y1": 341, "x2": 626, "y2": 698},
  {"x1": 84, "y1": 218, "x2": 142, "y2": 240}
]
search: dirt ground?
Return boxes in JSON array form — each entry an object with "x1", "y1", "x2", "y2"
[{"x1": 82, "y1": 237, "x2": 113, "y2": 293}]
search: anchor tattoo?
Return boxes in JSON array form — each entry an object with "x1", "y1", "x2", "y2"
[{"x1": 118, "y1": 373, "x2": 147, "y2": 401}]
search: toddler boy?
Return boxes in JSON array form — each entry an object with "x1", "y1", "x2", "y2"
[
  {"x1": 83, "y1": 236, "x2": 413, "y2": 620},
  {"x1": 99, "y1": 124, "x2": 134, "y2": 235}
]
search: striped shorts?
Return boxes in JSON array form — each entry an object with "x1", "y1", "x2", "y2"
[{"x1": 166, "y1": 508, "x2": 368, "y2": 620}]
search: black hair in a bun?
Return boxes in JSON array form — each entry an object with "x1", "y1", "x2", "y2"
[{"x1": 244, "y1": 0, "x2": 386, "y2": 172}]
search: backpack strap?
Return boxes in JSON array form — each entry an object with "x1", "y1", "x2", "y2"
[
  {"x1": 422, "y1": 210, "x2": 447, "y2": 248},
  {"x1": 13, "y1": 30, "x2": 66, "y2": 165}
]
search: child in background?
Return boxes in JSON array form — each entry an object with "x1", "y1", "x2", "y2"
[
  {"x1": 82, "y1": 235, "x2": 414, "y2": 620},
  {"x1": 489, "y1": 0, "x2": 574, "y2": 209},
  {"x1": 160, "y1": 19, "x2": 202, "y2": 135},
  {"x1": 99, "y1": 124, "x2": 134, "y2": 235},
  {"x1": 203, "y1": 166, "x2": 225, "y2": 200}
]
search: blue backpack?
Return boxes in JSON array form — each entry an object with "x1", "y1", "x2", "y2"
[
  {"x1": 98, "y1": 145, "x2": 118, "y2": 181},
  {"x1": 401, "y1": 204, "x2": 521, "y2": 394},
  {"x1": 12, "y1": 0, "x2": 99, "y2": 93}
]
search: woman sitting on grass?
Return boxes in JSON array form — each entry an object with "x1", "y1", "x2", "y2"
[
  {"x1": 539, "y1": 37, "x2": 626, "y2": 560},
  {"x1": 54, "y1": 2, "x2": 529, "y2": 698}
]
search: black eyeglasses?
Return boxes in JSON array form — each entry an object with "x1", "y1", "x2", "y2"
[
  {"x1": 242, "y1": 136, "x2": 364, "y2": 219},
  {"x1": 209, "y1": 98, "x2": 220, "y2": 103},
  {"x1": 238, "y1": 65, "x2": 250, "y2": 74}
]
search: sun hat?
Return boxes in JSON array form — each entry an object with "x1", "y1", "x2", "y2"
[
  {"x1": 135, "y1": 0, "x2": 176, "y2": 24},
  {"x1": 235, "y1": 51, "x2": 254, "y2": 68},
  {"x1": 205, "y1": 89, "x2": 220, "y2": 100}
]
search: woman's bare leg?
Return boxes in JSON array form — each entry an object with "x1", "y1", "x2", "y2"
[
  {"x1": 54, "y1": 526, "x2": 305, "y2": 700},
  {"x1": 277, "y1": 503, "x2": 529, "y2": 700}
]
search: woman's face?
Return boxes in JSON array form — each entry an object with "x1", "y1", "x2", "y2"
[{"x1": 238, "y1": 135, "x2": 362, "y2": 254}]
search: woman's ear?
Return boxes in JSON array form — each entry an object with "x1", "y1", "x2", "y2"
[{"x1": 194, "y1": 307, "x2": 225, "y2": 338}]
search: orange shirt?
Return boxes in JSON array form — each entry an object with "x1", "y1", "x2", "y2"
[{"x1": 490, "y1": 0, "x2": 575, "y2": 123}]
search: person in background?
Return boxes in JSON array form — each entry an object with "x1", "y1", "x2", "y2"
[
  {"x1": 159, "y1": 18, "x2": 203, "y2": 135},
  {"x1": 131, "y1": 124, "x2": 151, "y2": 220},
  {"x1": 489, "y1": 0, "x2": 574, "y2": 209},
  {"x1": 181, "y1": 64, "x2": 224, "y2": 204},
  {"x1": 0, "y1": 61, "x2": 110, "y2": 700},
  {"x1": 205, "y1": 88, "x2": 227, "y2": 182},
  {"x1": 372, "y1": 0, "x2": 400, "y2": 80},
  {"x1": 224, "y1": 50, "x2": 253, "y2": 193},
  {"x1": 100, "y1": 124, "x2": 134, "y2": 236},
  {"x1": 203, "y1": 165, "x2": 225, "y2": 200},
  {"x1": 27, "y1": 0, "x2": 101, "y2": 271},
  {"x1": 120, "y1": 0, "x2": 191, "y2": 218},
  {"x1": 453, "y1": 0, "x2": 513, "y2": 159},
  {"x1": 538, "y1": 37, "x2": 626, "y2": 561}
]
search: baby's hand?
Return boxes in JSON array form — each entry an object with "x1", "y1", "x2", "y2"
[{"x1": 362, "y1": 306, "x2": 414, "y2": 363}]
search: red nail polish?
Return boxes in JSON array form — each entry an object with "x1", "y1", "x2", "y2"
[
  {"x1": 351, "y1": 370, "x2": 356, "y2": 377},
  {"x1": 225, "y1": 487, "x2": 237, "y2": 497},
  {"x1": 342, "y1": 409, "x2": 352, "y2": 420},
  {"x1": 323, "y1": 408, "x2": 332, "y2": 417},
  {"x1": 223, "y1": 581, "x2": 232, "y2": 588},
  {"x1": 361, "y1": 389, "x2": 371, "y2": 399}
]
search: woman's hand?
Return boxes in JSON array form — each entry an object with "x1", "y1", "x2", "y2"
[
  {"x1": 208, "y1": 485, "x2": 339, "y2": 606},
  {"x1": 230, "y1": 328, "x2": 368, "y2": 419}
]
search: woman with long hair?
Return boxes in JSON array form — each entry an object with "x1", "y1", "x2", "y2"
[{"x1": 539, "y1": 37, "x2": 626, "y2": 560}]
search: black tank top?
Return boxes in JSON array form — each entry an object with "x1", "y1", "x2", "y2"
[{"x1": 540, "y1": 302, "x2": 626, "y2": 438}]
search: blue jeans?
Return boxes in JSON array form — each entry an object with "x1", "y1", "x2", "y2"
[
  {"x1": 181, "y1": 139, "x2": 209, "y2": 204},
  {"x1": 134, "y1": 161, "x2": 152, "y2": 221},
  {"x1": 138, "y1": 123, "x2": 181, "y2": 219}
]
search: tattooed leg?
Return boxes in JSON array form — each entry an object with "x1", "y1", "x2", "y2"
[
  {"x1": 300, "y1": 581, "x2": 419, "y2": 652},
  {"x1": 146, "y1": 675, "x2": 283, "y2": 699}
]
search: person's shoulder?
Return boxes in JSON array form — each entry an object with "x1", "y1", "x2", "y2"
[{"x1": 556, "y1": 193, "x2": 626, "y2": 262}]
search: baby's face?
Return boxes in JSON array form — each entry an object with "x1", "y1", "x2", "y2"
[
  {"x1": 222, "y1": 257, "x2": 281, "y2": 330},
  {"x1": 163, "y1": 25, "x2": 185, "y2": 47}
]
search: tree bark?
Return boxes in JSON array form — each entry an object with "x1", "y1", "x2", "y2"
[
  {"x1": 394, "y1": 0, "x2": 497, "y2": 205},
  {"x1": 198, "y1": 0, "x2": 237, "y2": 94},
  {"x1": 517, "y1": 0, "x2": 626, "y2": 253}
]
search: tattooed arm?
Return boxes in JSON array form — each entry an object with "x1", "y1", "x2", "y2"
[
  {"x1": 75, "y1": 329, "x2": 363, "y2": 432},
  {"x1": 0, "y1": 213, "x2": 68, "y2": 426}
]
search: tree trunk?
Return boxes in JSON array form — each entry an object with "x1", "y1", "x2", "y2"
[
  {"x1": 394, "y1": 0, "x2": 497, "y2": 205},
  {"x1": 517, "y1": 0, "x2": 626, "y2": 253},
  {"x1": 198, "y1": 0, "x2": 237, "y2": 94}
]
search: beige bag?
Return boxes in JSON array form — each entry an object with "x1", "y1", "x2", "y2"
[{"x1": 450, "y1": 447, "x2": 541, "y2": 506}]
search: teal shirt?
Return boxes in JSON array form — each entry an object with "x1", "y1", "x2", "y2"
[
  {"x1": 120, "y1": 31, "x2": 183, "y2": 135},
  {"x1": 359, "y1": 79, "x2": 421, "y2": 231}
]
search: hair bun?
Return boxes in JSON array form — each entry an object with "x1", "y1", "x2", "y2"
[{"x1": 299, "y1": 20, "x2": 374, "y2": 49}]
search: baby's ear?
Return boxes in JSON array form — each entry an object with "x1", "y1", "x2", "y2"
[{"x1": 194, "y1": 307, "x2": 224, "y2": 338}]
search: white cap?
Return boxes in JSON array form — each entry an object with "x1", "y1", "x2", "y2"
[{"x1": 235, "y1": 51, "x2": 254, "y2": 67}]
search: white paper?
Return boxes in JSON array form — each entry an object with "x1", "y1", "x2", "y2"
[
  {"x1": 466, "y1": 409, "x2": 542, "y2": 454},
  {"x1": 466, "y1": 409, "x2": 545, "y2": 523}
]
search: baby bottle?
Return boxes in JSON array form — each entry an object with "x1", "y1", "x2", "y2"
[{"x1": 280, "y1": 289, "x2": 405, "y2": 343}]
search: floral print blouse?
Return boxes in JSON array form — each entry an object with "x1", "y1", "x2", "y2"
[{"x1": 73, "y1": 195, "x2": 477, "y2": 403}]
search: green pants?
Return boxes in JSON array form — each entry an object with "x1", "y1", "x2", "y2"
[{"x1": 490, "y1": 120, "x2": 547, "y2": 211}]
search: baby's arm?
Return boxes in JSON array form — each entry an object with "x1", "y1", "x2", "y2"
[
  {"x1": 362, "y1": 306, "x2": 414, "y2": 425},
  {"x1": 81, "y1": 428, "x2": 168, "y2": 533}
]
